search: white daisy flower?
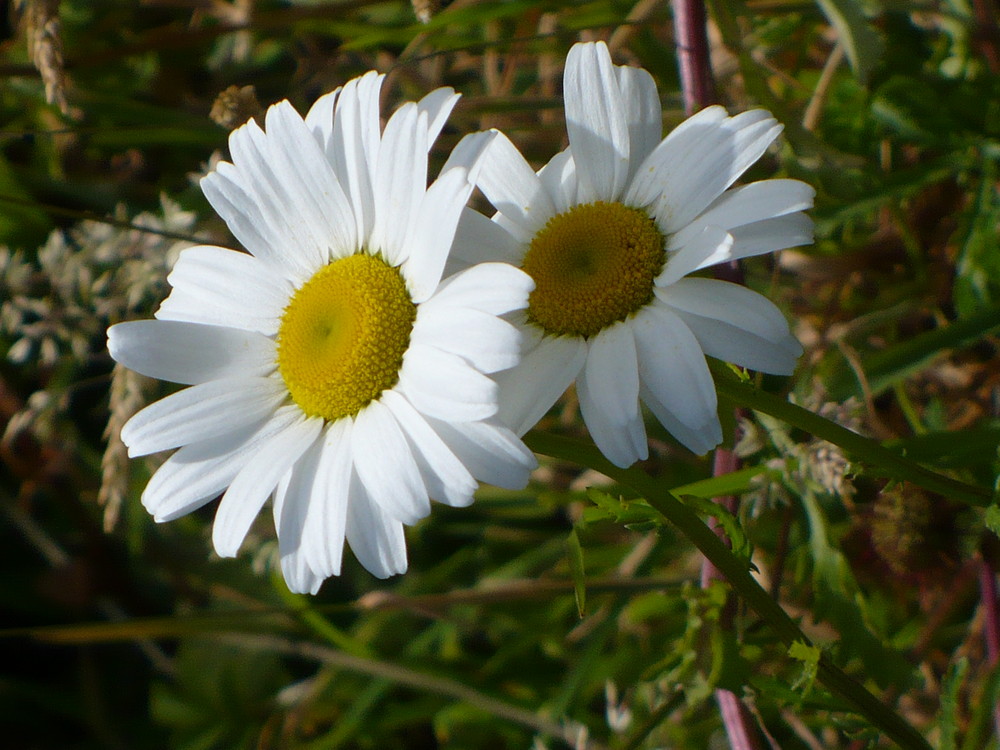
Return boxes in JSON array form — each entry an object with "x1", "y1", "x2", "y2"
[
  {"x1": 451, "y1": 41, "x2": 813, "y2": 468},
  {"x1": 107, "y1": 73, "x2": 537, "y2": 593}
]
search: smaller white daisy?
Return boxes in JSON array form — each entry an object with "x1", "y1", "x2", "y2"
[
  {"x1": 450, "y1": 41, "x2": 812, "y2": 468},
  {"x1": 108, "y1": 73, "x2": 536, "y2": 593}
]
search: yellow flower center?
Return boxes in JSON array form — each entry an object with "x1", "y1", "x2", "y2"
[
  {"x1": 277, "y1": 253, "x2": 416, "y2": 421},
  {"x1": 522, "y1": 201, "x2": 665, "y2": 338}
]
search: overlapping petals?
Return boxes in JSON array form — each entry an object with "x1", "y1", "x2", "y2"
[
  {"x1": 109, "y1": 77, "x2": 536, "y2": 593},
  {"x1": 457, "y1": 40, "x2": 811, "y2": 468}
]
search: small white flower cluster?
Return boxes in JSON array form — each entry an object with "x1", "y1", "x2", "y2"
[{"x1": 107, "y1": 42, "x2": 813, "y2": 593}]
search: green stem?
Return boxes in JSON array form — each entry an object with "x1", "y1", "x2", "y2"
[
  {"x1": 524, "y1": 431, "x2": 933, "y2": 750},
  {"x1": 710, "y1": 364, "x2": 994, "y2": 507}
]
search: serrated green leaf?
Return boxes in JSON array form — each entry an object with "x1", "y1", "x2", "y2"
[
  {"x1": 679, "y1": 495, "x2": 752, "y2": 564},
  {"x1": 789, "y1": 640, "x2": 822, "y2": 696}
]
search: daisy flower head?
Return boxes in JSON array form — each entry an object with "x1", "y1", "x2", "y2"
[
  {"x1": 452, "y1": 41, "x2": 813, "y2": 468},
  {"x1": 107, "y1": 73, "x2": 537, "y2": 594}
]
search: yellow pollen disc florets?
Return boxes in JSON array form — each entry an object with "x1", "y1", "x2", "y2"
[
  {"x1": 521, "y1": 201, "x2": 665, "y2": 338},
  {"x1": 277, "y1": 253, "x2": 416, "y2": 421}
]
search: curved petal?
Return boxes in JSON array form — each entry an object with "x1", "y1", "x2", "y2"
[
  {"x1": 398, "y1": 344, "x2": 499, "y2": 422},
  {"x1": 626, "y1": 108, "x2": 783, "y2": 235},
  {"x1": 352, "y1": 399, "x2": 430, "y2": 525},
  {"x1": 564, "y1": 41, "x2": 630, "y2": 202},
  {"x1": 494, "y1": 333, "x2": 587, "y2": 436},
  {"x1": 212, "y1": 414, "x2": 323, "y2": 558},
  {"x1": 417, "y1": 86, "x2": 461, "y2": 147},
  {"x1": 370, "y1": 103, "x2": 428, "y2": 266},
  {"x1": 726, "y1": 213, "x2": 814, "y2": 261},
  {"x1": 476, "y1": 131, "x2": 556, "y2": 241},
  {"x1": 108, "y1": 320, "x2": 276, "y2": 385},
  {"x1": 657, "y1": 225, "x2": 733, "y2": 287},
  {"x1": 631, "y1": 302, "x2": 721, "y2": 454},
  {"x1": 345, "y1": 474, "x2": 408, "y2": 578},
  {"x1": 425, "y1": 415, "x2": 537, "y2": 489},
  {"x1": 155, "y1": 245, "x2": 290, "y2": 335},
  {"x1": 681, "y1": 179, "x2": 815, "y2": 234},
  {"x1": 381, "y1": 390, "x2": 477, "y2": 507},
  {"x1": 141, "y1": 405, "x2": 301, "y2": 522},
  {"x1": 411, "y1": 306, "x2": 522, "y2": 374},
  {"x1": 657, "y1": 278, "x2": 802, "y2": 374},
  {"x1": 122, "y1": 376, "x2": 286, "y2": 457},
  {"x1": 576, "y1": 323, "x2": 647, "y2": 467},
  {"x1": 424, "y1": 261, "x2": 533, "y2": 317}
]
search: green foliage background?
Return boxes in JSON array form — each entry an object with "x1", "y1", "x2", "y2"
[{"x1": 1, "y1": 0, "x2": 1000, "y2": 748}]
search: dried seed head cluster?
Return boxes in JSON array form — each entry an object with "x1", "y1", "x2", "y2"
[
  {"x1": 1, "y1": 197, "x2": 195, "y2": 369},
  {"x1": 1, "y1": 197, "x2": 195, "y2": 480}
]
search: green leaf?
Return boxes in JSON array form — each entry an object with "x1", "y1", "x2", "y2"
[
  {"x1": 826, "y1": 304, "x2": 1000, "y2": 400},
  {"x1": 985, "y1": 505, "x2": 1000, "y2": 539},
  {"x1": 955, "y1": 167, "x2": 1000, "y2": 316},
  {"x1": 566, "y1": 528, "x2": 587, "y2": 617},
  {"x1": 813, "y1": 0, "x2": 884, "y2": 81},
  {"x1": 584, "y1": 487, "x2": 663, "y2": 529}
]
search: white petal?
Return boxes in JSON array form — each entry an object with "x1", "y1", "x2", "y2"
[
  {"x1": 726, "y1": 213, "x2": 814, "y2": 261},
  {"x1": 631, "y1": 302, "x2": 721, "y2": 453},
  {"x1": 200, "y1": 168, "x2": 292, "y2": 277},
  {"x1": 142, "y1": 406, "x2": 301, "y2": 522},
  {"x1": 381, "y1": 390, "x2": 477, "y2": 508},
  {"x1": 449, "y1": 208, "x2": 526, "y2": 272},
  {"x1": 417, "y1": 86, "x2": 461, "y2": 147},
  {"x1": 398, "y1": 344, "x2": 499, "y2": 422},
  {"x1": 536, "y1": 149, "x2": 579, "y2": 214},
  {"x1": 327, "y1": 73, "x2": 384, "y2": 243},
  {"x1": 263, "y1": 102, "x2": 358, "y2": 260},
  {"x1": 411, "y1": 306, "x2": 522, "y2": 374},
  {"x1": 108, "y1": 320, "x2": 276, "y2": 385},
  {"x1": 494, "y1": 333, "x2": 587, "y2": 436},
  {"x1": 304, "y1": 86, "x2": 340, "y2": 148},
  {"x1": 424, "y1": 261, "x2": 534, "y2": 317},
  {"x1": 223, "y1": 119, "x2": 329, "y2": 277},
  {"x1": 351, "y1": 399, "x2": 429, "y2": 525},
  {"x1": 273, "y1": 444, "x2": 325, "y2": 594},
  {"x1": 212, "y1": 414, "x2": 322, "y2": 558},
  {"x1": 370, "y1": 103, "x2": 428, "y2": 265},
  {"x1": 626, "y1": 108, "x2": 783, "y2": 234},
  {"x1": 122, "y1": 377, "x2": 286, "y2": 457},
  {"x1": 155, "y1": 245, "x2": 290, "y2": 335},
  {"x1": 301, "y1": 419, "x2": 353, "y2": 579},
  {"x1": 404, "y1": 131, "x2": 496, "y2": 302},
  {"x1": 657, "y1": 278, "x2": 802, "y2": 374},
  {"x1": 615, "y1": 63, "x2": 661, "y2": 180},
  {"x1": 681, "y1": 179, "x2": 815, "y2": 234},
  {"x1": 576, "y1": 324, "x2": 647, "y2": 467},
  {"x1": 345, "y1": 474, "x2": 408, "y2": 578},
  {"x1": 425, "y1": 415, "x2": 537, "y2": 489},
  {"x1": 657, "y1": 225, "x2": 734, "y2": 287},
  {"x1": 477, "y1": 131, "x2": 556, "y2": 241},
  {"x1": 564, "y1": 42, "x2": 630, "y2": 202}
]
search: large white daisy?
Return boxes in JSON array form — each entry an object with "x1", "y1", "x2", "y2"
[
  {"x1": 451, "y1": 41, "x2": 812, "y2": 468},
  {"x1": 108, "y1": 73, "x2": 536, "y2": 593}
]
